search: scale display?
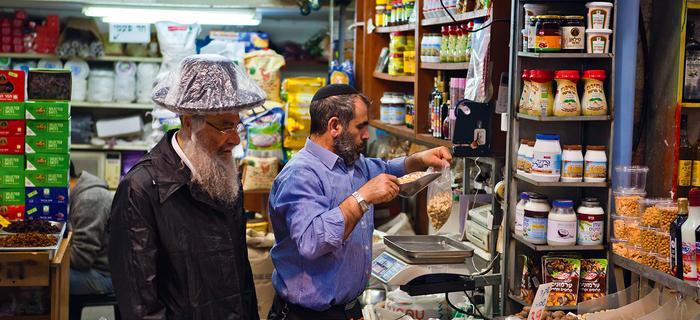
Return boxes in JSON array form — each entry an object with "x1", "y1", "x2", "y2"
[{"x1": 371, "y1": 252, "x2": 407, "y2": 283}]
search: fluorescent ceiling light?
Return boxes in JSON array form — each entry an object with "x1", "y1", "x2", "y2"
[{"x1": 83, "y1": 6, "x2": 261, "y2": 26}]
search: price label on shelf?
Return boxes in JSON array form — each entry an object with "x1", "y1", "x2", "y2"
[
  {"x1": 528, "y1": 282, "x2": 554, "y2": 320},
  {"x1": 0, "y1": 252, "x2": 50, "y2": 287},
  {"x1": 109, "y1": 23, "x2": 150, "y2": 43}
]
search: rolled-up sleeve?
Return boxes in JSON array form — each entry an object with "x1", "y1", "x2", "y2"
[
  {"x1": 363, "y1": 156, "x2": 406, "y2": 178},
  {"x1": 270, "y1": 168, "x2": 345, "y2": 260}
]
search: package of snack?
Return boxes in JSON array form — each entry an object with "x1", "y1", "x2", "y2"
[
  {"x1": 578, "y1": 259, "x2": 608, "y2": 302},
  {"x1": 426, "y1": 166, "x2": 454, "y2": 231},
  {"x1": 281, "y1": 77, "x2": 326, "y2": 150},
  {"x1": 242, "y1": 156, "x2": 279, "y2": 191},
  {"x1": 520, "y1": 255, "x2": 541, "y2": 305},
  {"x1": 543, "y1": 257, "x2": 581, "y2": 307},
  {"x1": 242, "y1": 104, "x2": 284, "y2": 160},
  {"x1": 244, "y1": 49, "x2": 285, "y2": 102}
]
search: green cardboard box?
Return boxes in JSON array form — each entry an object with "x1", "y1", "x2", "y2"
[
  {"x1": 25, "y1": 170, "x2": 69, "y2": 187},
  {"x1": 0, "y1": 102, "x2": 25, "y2": 120},
  {"x1": 25, "y1": 135, "x2": 70, "y2": 154},
  {"x1": 0, "y1": 154, "x2": 24, "y2": 171},
  {"x1": 0, "y1": 171, "x2": 24, "y2": 188},
  {"x1": 0, "y1": 188, "x2": 25, "y2": 205},
  {"x1": 26, "y1": 153, "x2": 70, "y2": 171},
  {"x1": 24, "y1": 101, "x2": 70, "y2": 120},
  {"x1": 26, "y1": 120, "x2": 70, "y2": 137}
]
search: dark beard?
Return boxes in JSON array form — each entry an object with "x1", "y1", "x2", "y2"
[{"x1": 333, "y1": 130, "x2": 365, "y2": 166}]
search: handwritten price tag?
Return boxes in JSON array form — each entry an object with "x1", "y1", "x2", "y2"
[
  {"x1": 528, "y1": 283, "x2": 554, "y2": 320},
  {"x1": 109, "y1": 23, "x2": 150, "y2": 43},
  {"x1": 0, "y1": 252, "x2": 49, "y2": 286}
]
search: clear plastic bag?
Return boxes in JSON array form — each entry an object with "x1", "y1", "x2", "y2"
[
  {"x1": 427, "y1": 166, "x2": 454, "y2": 231},
  {"x1": 465, "y1": 20, "x2": 492, "y2": 103}
]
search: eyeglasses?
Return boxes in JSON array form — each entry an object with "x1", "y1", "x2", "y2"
[{"x1": 205, "y1": 121, "x2": 245, "y2": 136}]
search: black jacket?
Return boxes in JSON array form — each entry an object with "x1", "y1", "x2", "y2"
[{"x1": 109, "y1": 130, "x2": 258, "y2": 320}]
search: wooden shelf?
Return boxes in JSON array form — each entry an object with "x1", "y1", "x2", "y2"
[
  {"x1": 514, "y1": 173, "x2": 609, "y2": 188},
  {"x1": 420, "y1": 62, "x2": 470, "y2": 70},
  {"x1": 369, "y1": 120, "x2": 415, "y2": 140},
  {"x1": 421, "y1": 9, "x2": 490, "y2": 26},
  {"x1": 612, "y1": 254, "x2": 699, "y2": 298},
  {"x1": 512, "y1": 232, "x2": 605, "y2": 252},
  {"x1": 518, "y1": 52, "x2": 614, "y2": 59},
  {"x1": 415, "y1": 133, "x2": 453, "y2": 148},
  {"x1": 71, "y1": 144, "x2": 149, "y2": 151},
  {"x1": 508, "y1": 293, "x2": 577, "y2": 312},
  {"x1": 372, "y1": 71, "x2": 415, "y2": 83},
  {"x1": 71, "y1": 101, "x2": 154, "y2": 110},
  {"x1": 0, "y1": 52, "x2": 162, "y2": 63},
  {"x1": 516, "y1": 113, "x2": 612, "y2": 122},
  {"x1": 375, "y1": 24, "x2": 415, "y2": 33}
]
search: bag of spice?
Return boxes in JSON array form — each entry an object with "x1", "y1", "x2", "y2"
[
  {"x1": 426, "y1": 166, "x2": 454, "y2": 231},
  {"x1": 579, "y1": 259, "x2": 608, "y2": 302},
  {"x1": 543, "y1": 257, "x2": 581, "y2": 307}
]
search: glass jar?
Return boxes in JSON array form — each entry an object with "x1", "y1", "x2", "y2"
[
  {"x1": 535, "y1": 15, "x2": 562, "y2": 53},
  {"x1": 390, "y1": 32, "x2": 406, "y2": 53},
  {"x1": 548, "y1": 199, "x2": 577, "y2": 246},
  {"x1": 528, "y1": 16, "x2": 538, "y2": 52},
  {"x1": 440, "y1": 26, "x2": 450, "y2": 62},
  {"x1": 523, "y1": 193, "x2": 550, "y2": 244},
  {"x1": 405, "y1": 94, "x2": 415, "y2": 128},
  {"x1": 380, "y1": 92, "x2": 394, "y2": 123},
  {"x1": 375, "y1": 0, "x2": 387, "y2": 27},
  {"x1": 561, "y1": 15, "x2": 585, "y2": 52}
]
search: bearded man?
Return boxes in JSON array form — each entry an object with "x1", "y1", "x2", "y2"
[
  {"x1": 109, "y1": 54, "x2": 265, "y2": 320},
  {"x1": 267, "y1": 84, "x2": 452, "y2": 320}
]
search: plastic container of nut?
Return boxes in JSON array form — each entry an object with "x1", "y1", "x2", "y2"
[
  {"x1": 612, "y1": 215, "x2": 640, "y2": 242},
  {"x1": 613, "y1": 190, "x2": 646, "y2": 217},
  {"x1": 639, "y1": 198, "x2": 676, "y2": 230},
  {"x1": 640, "y1": 226, "x2": 669, "y2": 256}
]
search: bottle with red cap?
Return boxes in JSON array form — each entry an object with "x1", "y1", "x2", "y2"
[
  {"x1": 582, "y1": 70, "x2": 608, "y2": 116},
  {"x1": 553, "y1": 70, "x2": 581, "y2": 116},
  {"x1": 519, "y1": 69, "x2": 531, "y2": 114},
  {"x1": 527, "y1": 70, "x2": 555, "y2": 117},
  {"x1": 682, "y1": 187, "x2": 700, "y2": 281}
]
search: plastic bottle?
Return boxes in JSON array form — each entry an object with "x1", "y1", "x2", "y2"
[
  {"x1": 553, "y1": 70, "x2": 581, "y2": 116},
  {"x1": 584, "y1": 145, "x2": 607, "y2": 182},
  {"x1": 517, "y1": 139, "x2": 532, "y2": 175},
  {"x1": 531, "y1": 134, "x2": 562, "y2": 182},
  {"x1": 548, "y1": 200, "x2": 577, "y2": 246},
  {"x1": 577, "y1": 198, "x2": 604, "y2": 245},
  {"x1": 561, "y1": 145, "x2": 584, "y2": 182},
  {"x1": 519, "y1": 69, "x2": 531, "y2": 114},
  {"x1": 527, "y1": 70, "x2": 555, "y2": 117},
  {"x1": 681, "y1": 188, "x2": 700, "y2": 281},
  {"x1": 523, "y1": 193, "x2": 550, "y2": 245},
  {"x1": 447, "y1": 26, "x2": 459, "y2": 63},
  {"x1": 515, "y1": 192, "x2": 530, "y2": 236},
  {"x1": 440, "y1": 26, "x2": 449, "y2": 62},
  {"x1": 582, "y1": 70, "x2": 608, "y2": 115},
  {"x1": 673, "y1": 198, "x2": 689, "y2": 279}
]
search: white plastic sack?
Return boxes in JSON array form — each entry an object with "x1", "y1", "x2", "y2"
[
  {"x1": 72, "y1": 78, "x2": 87, "y2": 102},
  {"x1": 114, "y1": 61, "x2": 136, "y2": 103},
  {"x1": 137, "y1": 62, "x2": 159, "y2": 103},
  {"x1": 155, "y1": 22, "x2": 200, "y2": 82},
  {"x1": 200, "y1": 39, "x2": 246, "y2": 65},
  {"x1": 385, "y1": 289, "x2": 449, "y2": 320},
  {"x1": 246, "y1": 229, "x2": 275, "y2": 320},
  {"x1": 88, "y1": 70, "x2": 115, "y2": 102}
]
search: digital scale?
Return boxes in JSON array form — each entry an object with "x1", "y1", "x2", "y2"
[{"x1": 370, "y1": 235, "x2": 493, "y2": 296}]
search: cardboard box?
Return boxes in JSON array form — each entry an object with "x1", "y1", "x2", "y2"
[
  {"x1": 0, "y1": 171, "x2": 23, "y2": 188},
  {"x1": 0, "y1": 135, "x2": 24, "y2": 154},
  {"x1": 0, "y1": 188, "x2": 24, "y2": 205},
  {"x1": 26, "y1": 120, "x2": 70, "y2": 137},
  {"x1": 26, "y1": 153, "x2": 69, "y2": 171},
  {"x1": 25, "y1": 135, "x2": 69, "y2": 154},
  {"x1": 96, "y1": 115, "x2": 143, "y2": 138},
  {"x1": 25, "y1": 187, "x2": 68, "y2": 205},
  {"x1": 0, "y1": 70, "x2": 25, "y2": 102},
  {"x1": 0, "y1": 154, "x2": 23, "y2": 170},
  {"x1": 27, "y1": 69, "x2": 71, "y2": 101},
  {"x1": 0, "y1": 101, "x2": 24, "y2": 119},
  {"x1": 25, "y1": 170, "x2": 68, "y2": 187},
  {"x1": 0, "y1": 119, "x2": 24, "y2": 136},
  {"x1": 25, "y1": 203, "x2": 68, "y2": 222},
  {"x1": 0, "y1": 204, "x2": 24, "y2": 221},
  {"x1": 24, "y1": 101, "x2": 70, "y2": 120}
]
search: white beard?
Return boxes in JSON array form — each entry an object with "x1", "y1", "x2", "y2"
[{"x1": 182, "y1": 133, "x2": 240, "y2": 206}]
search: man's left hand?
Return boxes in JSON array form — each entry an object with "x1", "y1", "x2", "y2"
[{"x1": 405, "y1": 147, "x2": 452, "y2": 173}]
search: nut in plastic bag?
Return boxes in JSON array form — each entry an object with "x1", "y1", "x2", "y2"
[{"x1": 427, "y1": 166, "x2": 454, "y2": 231}]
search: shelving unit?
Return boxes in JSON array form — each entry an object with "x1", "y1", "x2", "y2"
[
  {"x1": 502, "y1": 0, "x2": 618, "y2": 315},
  {"x1": 71, "y1": 101, "x2": 154, "y2": 110},
  {"x1": 372, "y1": 71, "x2": 415, "y2": 82},
  {"x1": 71, "y1": 144, "x2": 149, "y2": 152},
  {"x1": 420, "y1": 9, "x2": 490, "y2": 26},
  {"x1": 611, "y1": 254, "x2": 700, "y2": 298},
  {"x1": 419, "y1": 62, "x2": 470, "y2": 70},
  {"x1": 375, "y1": 24, "x2": 415, "y2": 33},
  {"x1": 0, "y1": 52, "x2": 162, "y2": 63}
]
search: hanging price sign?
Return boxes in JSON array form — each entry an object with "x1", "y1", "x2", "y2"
[{"x1": 109, "y1": 23, "x2": 150, "y2": 43}]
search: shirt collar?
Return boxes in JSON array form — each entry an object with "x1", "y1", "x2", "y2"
[
  {"x1": 304, "y1": 138, "x2": 340, "y2": 170},
  {"x1": 172, "y1": 131, "x2": 196, "y2": 174}
]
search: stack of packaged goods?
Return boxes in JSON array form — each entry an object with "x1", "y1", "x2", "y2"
[
  {"x1": 24, "y1": 69, "x2": 72, "y2": 222},
  {"x1": 0, "y1": 70, "x2": 26, "y2": 223}
]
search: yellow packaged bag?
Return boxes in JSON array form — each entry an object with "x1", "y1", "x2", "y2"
[
  {"x1": 282, "y1": 77, "x2": 326, "y2": 150},
  {"x1": 244, "y1": 50, "x2": 286, "y2": 102}
]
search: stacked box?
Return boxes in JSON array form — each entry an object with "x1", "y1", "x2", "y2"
[
  {"x1": 0, "y1": 70, "x2": 25, "y2": 221},
  {"x1": 24, "y1": 69, "x2": 71, "y2": 222}
]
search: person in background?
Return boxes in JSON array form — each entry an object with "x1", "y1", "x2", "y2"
[
  {"x1": 109, "y1": 54, "x2": 266, "y2": 320},
  {"x1": 69, "y1": 161, "x2": 113, "y2": 296},
  {"x1": 267, "y1": 84, "x2": 452, "y2": 320}
]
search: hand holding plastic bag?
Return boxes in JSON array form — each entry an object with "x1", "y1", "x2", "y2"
[{"x1": 427, "y1": 166, "x2": 454, "y2": 231}]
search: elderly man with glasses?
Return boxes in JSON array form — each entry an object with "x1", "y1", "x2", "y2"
[{"x1": 109, "y1": 54, "x2": 265, "y2": 320}]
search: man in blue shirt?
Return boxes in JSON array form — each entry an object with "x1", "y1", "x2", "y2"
[{"x1": 268, "y1": 84, "x2": 452, "y2": 319}]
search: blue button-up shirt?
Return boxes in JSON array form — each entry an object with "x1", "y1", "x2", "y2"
[{"x1": 269, "y1": 139, "x2": 405, "y2": 311}]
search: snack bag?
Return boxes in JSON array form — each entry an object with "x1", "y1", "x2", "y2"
[
  {"x1": 543, "y1": 257, "x2": 581, "y2": 307},
  {"x1": 578, "y1": 259, "x2": 608, "y2": 302},
  {"x1": 243, "y1": 103, "x2": 284, "y2": 160},
  {"x1": 244, "y1": 49, "x2": 285, "y2": 102},
  {"x1": 426, "y1": 166, "x2": 454, "y2": 231},
  {"x1": 282, "y1": 77, "x2": 326, "y2": 150},
  {"x1": 242, "y1": 156, "x2": 279, "y2": 191}
]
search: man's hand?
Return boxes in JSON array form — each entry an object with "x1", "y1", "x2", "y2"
[
  {"x1": 405, "y1": 146, "x2": 453, "y2": 173},
  {"x1": 357, "y1": 174, "x2": 400, "y2": 205}
]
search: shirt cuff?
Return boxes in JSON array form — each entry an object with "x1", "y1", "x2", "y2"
[
  {"x1": 322, "y1": 207, "x2": 346, "y2": 248},
  {"x1": 387, "y1": 157, "x2": 406, "y2": 177}
]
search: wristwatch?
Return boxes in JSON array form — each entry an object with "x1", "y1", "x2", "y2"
[{"x1": 352, "y1": 191, "x2": 369, "y2": 213}]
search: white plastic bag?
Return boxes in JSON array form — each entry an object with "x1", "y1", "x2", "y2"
[
  {"x1": 427, "y1": 167, "x2": 454, "y2": 231},
  {"x1": 137, "y1": 62, "x2": 159, "y2": 103},
  {"x1": 385, "y1": 289, "x2": 449, "y2": 320},
  {"x1": 114, "y1": 61, "x2": 136, "y2": 102}
]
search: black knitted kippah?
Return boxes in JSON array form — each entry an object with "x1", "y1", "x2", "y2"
[{"x1": 311, "y1": 84, "x2": 360, "y2": 102}]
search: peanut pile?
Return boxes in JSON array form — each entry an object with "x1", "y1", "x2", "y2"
[
  {"x1": 641, "y1": 205, "x2": 677, "y2": 231},
  {"x1": 398, "y1": 171, "x2": 429, "y2": 184},
  {"x1": 428, "y1": 192, "x2": 452, "y2": 230},
  {"x1": 640, "y1": 254, "x2": 670, "y2": 274},
  {"x1": 640, "y1": 227, "x2": 669, "y2": 255}
]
